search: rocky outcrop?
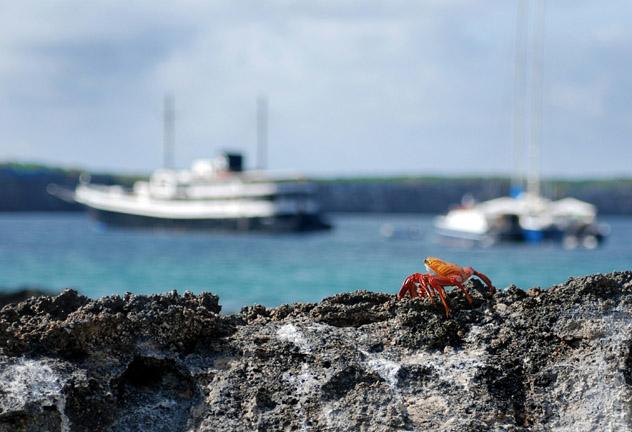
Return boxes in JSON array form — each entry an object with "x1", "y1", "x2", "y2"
[
  {"x1": 0, "y1": 289, "x2": 52, "y2": 308},
  {"x1": 1, "y1": 272, "x2": 632, "y2": 431}
]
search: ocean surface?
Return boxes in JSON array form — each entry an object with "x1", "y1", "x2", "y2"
[{"x1": 1, "y1": 213, "x2": 631, "y2": 312}]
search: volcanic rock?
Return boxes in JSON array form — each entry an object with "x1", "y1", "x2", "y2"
[{"x1": 1, "y1": 272, "x2": 632, "y2": 431}]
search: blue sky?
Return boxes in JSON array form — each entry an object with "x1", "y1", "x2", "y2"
[{"x1": 1, "y1": 0, "x2": 631, "y2": 177}]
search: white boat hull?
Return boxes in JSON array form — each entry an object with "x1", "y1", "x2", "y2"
[
  {"x1": 86, "y1": 207, "x2": 330, "y2": 232},
  {"x1": 75, "y1": 184, "x2": 331, "y2": 232}
]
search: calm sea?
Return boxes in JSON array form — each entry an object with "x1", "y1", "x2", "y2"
[{"x1": 1, "y1": 213, "x2": 631, "y2": 312}]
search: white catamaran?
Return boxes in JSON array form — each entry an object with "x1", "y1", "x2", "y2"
[{"x1": 434, "y1": 192, "x2": 606, "y2": 248}]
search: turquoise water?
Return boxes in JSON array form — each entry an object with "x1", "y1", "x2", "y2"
[{"x1": 1, "y1": 213, "x2": 631, "y2": 312}]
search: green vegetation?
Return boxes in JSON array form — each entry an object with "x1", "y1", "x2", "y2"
[{"x1": 0, "y1": 161, "x2": 145, "y2": 186}]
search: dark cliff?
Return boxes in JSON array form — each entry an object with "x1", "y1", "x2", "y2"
[{"x1": 0, "y1": 164, "x2": 137, "y2": 212}]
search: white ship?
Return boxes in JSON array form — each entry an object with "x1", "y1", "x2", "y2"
[
  {"x1": 60, "y1": 96, "x2": 332, "y2": 232},
  {"x1": 73, "y1": 153, "x2": 331, "y2": 232}
]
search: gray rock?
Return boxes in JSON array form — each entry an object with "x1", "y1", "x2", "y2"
[{"x1": 1, "y1": 272, "x2": 632, "y2": 431}]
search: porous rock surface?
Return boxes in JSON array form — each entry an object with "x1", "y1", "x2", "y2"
[{"x1": 1, "y1": 272, "x2": 632, "y2": 431}]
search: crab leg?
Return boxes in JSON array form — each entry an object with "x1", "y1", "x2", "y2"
[
  {"x1": 416, "y1": 275, "x2": 432, "y2": 298},
  {"x1": 429, "y1": 275, "x2": 474, "y2": 305},
  {"x1": 426, "y1": 276, "x2": 452, "y2": 317},
  {"x1": 473, "y1": 270, "x2": 495, "y2": 294},
  {"x1": 422, "y1": 275, "x2": 447, "y2": 307},
  {"x1": 451, "y1": 279, "x2": 474, "y2": 305}
]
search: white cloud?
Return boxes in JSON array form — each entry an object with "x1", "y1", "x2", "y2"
[{"x1": 1, "y1": 0, "x2": 632, "y2": 176}]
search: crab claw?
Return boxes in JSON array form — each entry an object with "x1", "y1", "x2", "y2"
[
  {"x1": 398, "y1": 274, "x2": 418, "y2": 299},
  {"x1": 425, "y1": 276, "x2": 452, "y2": 318}
]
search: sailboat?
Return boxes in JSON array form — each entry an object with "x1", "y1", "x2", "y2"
[{"x1": 434, "y1": 0, "x2": 607, "y2": 248}]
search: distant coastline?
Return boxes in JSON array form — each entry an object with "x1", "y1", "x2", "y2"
[
  {"x1": 0, "y1": 287, "x2": 53, "y2": 308},
  {"x1": 2, "y1": 162, "x2": 632, "y2": 214}
]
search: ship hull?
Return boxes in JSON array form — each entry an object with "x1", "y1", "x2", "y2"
[{"x1": 87, "y1": 208, "x2": 332, "y2": 232}]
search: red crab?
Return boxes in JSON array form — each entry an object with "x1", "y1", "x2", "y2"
[{"x1": 397, "y1": 257, "x2": 495, "y2": 317}]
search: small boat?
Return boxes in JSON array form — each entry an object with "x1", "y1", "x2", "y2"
[
  {"x1": 72, "y1": 152, "x2": 331, "y2": 232},
  {"x1": 434, "y1": 192, "x2": 607, "y2": 248}
]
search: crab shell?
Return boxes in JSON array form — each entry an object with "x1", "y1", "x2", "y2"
[{"x1": 423, "y1": 256, "x2": 474, "y2": 284}]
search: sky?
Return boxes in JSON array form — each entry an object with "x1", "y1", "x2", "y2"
[{"x1": 1, "y1": 0, "x2": 631, "y2": 177}]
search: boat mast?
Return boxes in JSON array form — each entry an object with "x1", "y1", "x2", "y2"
[
  {"x1": 527, "y1": 0, "x2": 546, "y2": 197},
  {"x1": 511, "y1": 0, "x2": 529, "y2": 195},
  {"x1": 163, "y1": 93, "x2": 175, "y2": 169},
  {"x1": 257, "y1": 95, "x2": 268, "y2": 170}
]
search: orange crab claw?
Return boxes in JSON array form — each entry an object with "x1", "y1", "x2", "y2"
[{"x1": 398, "y1": 273, "x2": 419, "y2": 299}]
